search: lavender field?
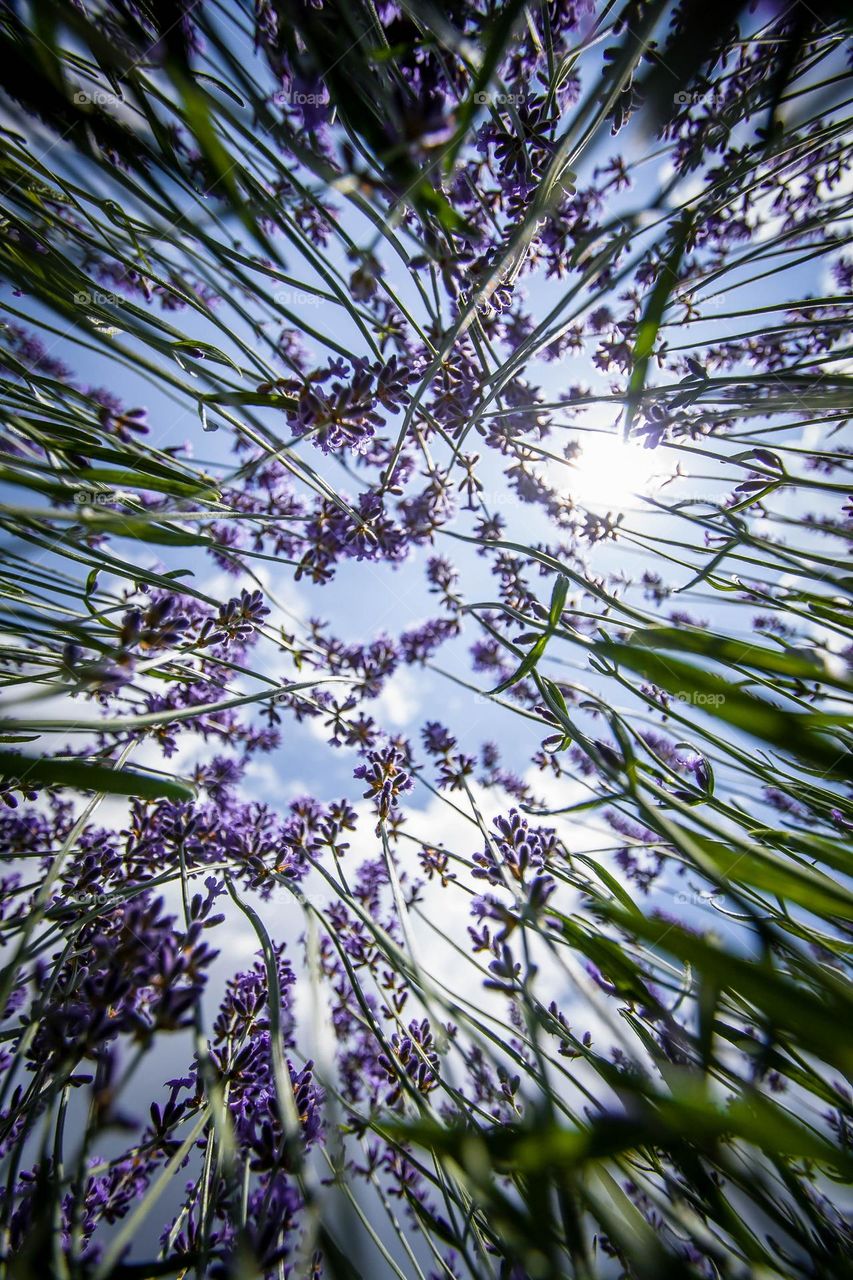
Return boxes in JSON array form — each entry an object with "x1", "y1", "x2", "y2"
[{"x1": 0, "y1": 1, "x2": 852, "y2": 1277}]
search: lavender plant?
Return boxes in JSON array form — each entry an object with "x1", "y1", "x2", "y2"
[{"x1": 0, "y1": 1, "x2": 852, "y2": 1277}]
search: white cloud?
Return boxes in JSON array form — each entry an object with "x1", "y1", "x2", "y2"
[{"x1": 373, "y1": 666, "x2": 421, "y2": 727}]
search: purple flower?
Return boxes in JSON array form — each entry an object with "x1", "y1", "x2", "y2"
[
  {"x1": 209, "y1": 589, "x2": 270, "y2": 645},
  {"x1": 354, "y1": 745, "x2": 414, "y2": 821}
]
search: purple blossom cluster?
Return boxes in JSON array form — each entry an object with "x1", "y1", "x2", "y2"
[{"x1": 280, "y1": 355, "x2": 419, "y2": 454}]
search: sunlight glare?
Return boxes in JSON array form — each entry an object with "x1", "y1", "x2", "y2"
[{"x1": 567, "y1": 433, "x2": 661, "y2": 510}]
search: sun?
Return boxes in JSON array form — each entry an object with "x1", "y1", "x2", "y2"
[{"x1": 565, "y1": 432, "x2": 662, "y2": 510}]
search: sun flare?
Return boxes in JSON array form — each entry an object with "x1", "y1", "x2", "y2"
[{"x1": 566, "y1": 433, "x2": 662, "y2": 510}]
